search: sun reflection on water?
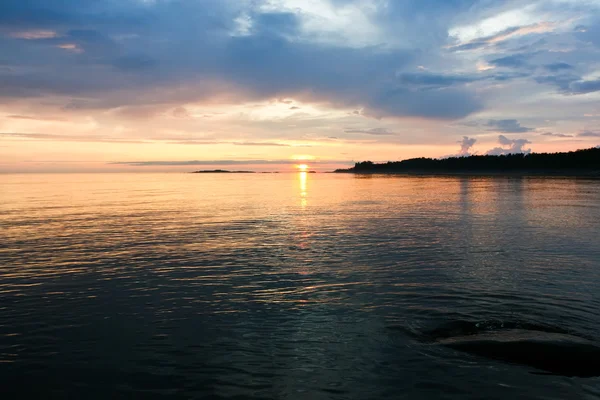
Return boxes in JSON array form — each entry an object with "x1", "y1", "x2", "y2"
[{"x1": 298, "y1": 171, "x2": 307, "y2": 208}]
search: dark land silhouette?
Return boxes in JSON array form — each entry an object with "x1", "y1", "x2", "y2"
[
  {"x1": 412, "y1": 320, "x2": 600, "y2": 378},
  {"x1": 437, "y1": 330, "x2": 600, "y2": 377},
  {"x1": 335, "y1": 147, "x2": 600, "y2": 176}
]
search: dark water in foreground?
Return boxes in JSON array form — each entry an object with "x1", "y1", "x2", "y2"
[{"x1": 1, "y1": 173, "x2": 600, "y2": 399}]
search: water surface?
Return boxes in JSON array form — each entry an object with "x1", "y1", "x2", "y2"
[{"x1": 1, "y1": 173, "x2": 599, "y2": 399}]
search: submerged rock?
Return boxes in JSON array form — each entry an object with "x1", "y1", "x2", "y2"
[{"x1": 436, "y1": 329, "x2": 600, "y2": 377}]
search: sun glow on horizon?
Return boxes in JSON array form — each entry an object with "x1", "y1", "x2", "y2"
[{"x1": 296, "y1": 164, "x2": 309, "y2": 171}]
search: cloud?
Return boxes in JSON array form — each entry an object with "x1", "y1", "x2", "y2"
[
  {"x1": 486, "y1": 135, "x2": 532, "y2": 155},
  {"x1": 450, "y1": 22, "x2": 558, "y2": 52},
  {"x1": 489, "y1": 54, "x2": 530, "y2": 68},
  {"x1": 0, "y1": 0, "x2": 491, "y2": 121},
  {"x1": 544, "y1": 62, "x2": 573, "y2": 72},
  {"x1": 0, "y1": 132, "x2": 145, "y2": 143},
  {"x1": 112, "y1": 54, "x2": 157, "y2": 71},
  {"x1": 0, "y1": 132, "x2": 308, "y2": 147},
  {"x1": 7, "y1": 114, "x2": 67, "y2": 122},
  {"x1": 233, "y1": 142, "x2": 291, "y2": 147},
  {"x1": 344, "y1": 128, "x2": 395, "y2": 135},
  {"x1": 442, "y1": 136, "x2": 478, "y2": 158},
  {"x1": 486, "y1": 119, "x2": 534, "y2": 133},
  {"x1": 396, "y1": 72, "x2": 478, "y2": 87},
  {"x1": 366, "y1": 87, "x2": 482, "y2": 120},
  {"x1": 165, "y1": 140, "x2": 224, "y2": 145},
  {"x1": 540, "y1": 132, "x2": 573, "y2": 138},
  {"x1": 578, "y1": 131, "x2": 600, "y2": 137},
  {"x1": 2, "y1": 0, "x2": 600, "y2": 164},
  {"x1": 574, "y1": 19, "x2": 600, "y2": 48},
  {"x1": 171, "y1": 107, "x2": 190, "y2": 118},
  {"x1": 537, "y1": 74, "x2": 600, "y2": 95},
  {"x1": 568, "y1": 79, "x2": 600, "y2": 95},
  {"x1": 110, "y1": 159, "x2": 350, "y2": 166},
  {"x1": 222, "y1": 34, "x2": 463, "y2": 118},
  {"x1": 393, "y1": 70, "x2": 528, "y2": 88},
  {"x1": 56, "y1": 43, "x2": 83, "y2": 53},
  {"x1": 535, "y1": 74, "x2": 580, "y2": 92},
  {"x1": 9, "y1": 30, "x2": 58, "y2": 39},
  {"x1": 457, "y1": 136, "x2": 477, "y2": 156}
]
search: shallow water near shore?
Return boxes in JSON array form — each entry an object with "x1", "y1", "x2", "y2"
[{"x1": 1, "y1": 173, "x2": 600, "y2": 399}]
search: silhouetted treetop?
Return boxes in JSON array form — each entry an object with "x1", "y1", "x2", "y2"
[{"x1": 335, "y1": 147, "x2": 600, "y2": 174}]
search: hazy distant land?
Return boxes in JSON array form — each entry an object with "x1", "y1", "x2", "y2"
[
  {"x1": 335, "y1": 147, "x2": 600, "y2": 177},
  {"x1": 191, "y1": 169, "x2": 256, "y2": 174}
]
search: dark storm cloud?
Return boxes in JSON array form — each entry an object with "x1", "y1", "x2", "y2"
[
  {"x1": 396, "y1": 72, "x2": 478, "y2": 87},
  {"x1": 568, "y1": 79, "x2": 600, "y2": 94},
  {"x1": 0, "y1": 0, "x2": 76, "y2": 27},
  {"x1": 544, "y1": 62, "x2": 573, "y2": 72},
  {"x1": 1, "y1": 0, "x2": 599, "y2": 124},
  {"x1": 486, "y1": 119, "x2": 534, "y2": 133},
  {"x1": 578, "y1": 131, "x2": 600, "y2": 138},
  {"x1": 491, "y1": 71, "x2": 531, "y2": 81},
  {"x1": 534, "y1": 74, "x2": 580, "y2": 91},
  {"x1": 535, "y1": 73, "x2": 600, "y2": 95},
  {"x1": 574, "y1": 19, "x2": 600, "y2": 48},
  {"x1": 395, "y1": 69, "x2": 527, "y2": 95},
  {"x1": 0, "y1": 0, "x2": 491, "y2": 120},
  {"x1": 0, "y1": 0, "x2": 152, "y2": 30},
  {"x1": 489, "y1": 54, "x2": 530, "y2": 68},
  {"x1": 367, "y1": 86, "x2": 482, "y2": 119},
  {"x1": 379, "y1": 0, "x2": 486, "y2": 48}
]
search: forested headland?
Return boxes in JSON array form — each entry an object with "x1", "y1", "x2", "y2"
[{"x1": 334, "y1": 147, "x2": 600, "y2": 176}]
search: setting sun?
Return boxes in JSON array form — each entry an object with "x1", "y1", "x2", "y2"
[{"x1": 296, "y1": 164, "x2": 309, "y2": 171}]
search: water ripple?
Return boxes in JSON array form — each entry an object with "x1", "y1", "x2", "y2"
[{"x1": 1, "y1": 174, "x2": 599, "y2": 398}]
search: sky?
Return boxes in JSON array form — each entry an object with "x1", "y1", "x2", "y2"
[{"x1": 1, "y1": 0, "x2": 600, "y2": 172}]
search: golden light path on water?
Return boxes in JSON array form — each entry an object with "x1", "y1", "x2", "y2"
[{"x1": 299, "y1": 171, "x2": 308, "y2": 209}]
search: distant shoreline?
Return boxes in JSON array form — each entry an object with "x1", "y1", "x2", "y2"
[
  {"x1": 191, "y1": 169, "x2": 256, "y2": 174},
  {"x1": 334, "y1": 147, "x2": 600, "y2": 177},
  {"x1": 333, "y1": 169, "x2": 600, "y2": 178}
]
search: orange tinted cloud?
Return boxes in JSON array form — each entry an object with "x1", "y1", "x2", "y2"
[{"x1": 9, "y1": 30, "x2": 58, "y2": 39}]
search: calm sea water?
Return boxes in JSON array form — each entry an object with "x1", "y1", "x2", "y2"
[{"x1": 1, "y1": 173, "x2": 600, "y2": 399}]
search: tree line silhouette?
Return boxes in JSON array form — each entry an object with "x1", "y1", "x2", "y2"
[{"x1": 335, "y1": 147, "x2": 600, "y2": 173}]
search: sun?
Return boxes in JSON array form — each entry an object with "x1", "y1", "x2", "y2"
[{"x1": 296, "y1": 164, "x2": 309, "y2": 171}]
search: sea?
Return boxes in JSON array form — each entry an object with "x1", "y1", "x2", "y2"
[{"x1": 1, "y1": 173, "x2": 599, "y2": 399}]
